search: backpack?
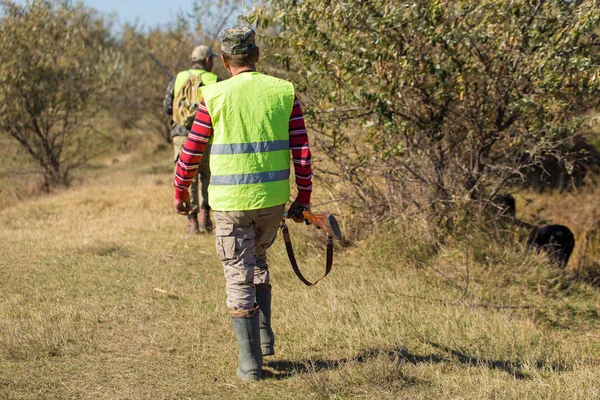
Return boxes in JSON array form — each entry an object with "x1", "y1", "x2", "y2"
[{"x1": 173, "y1": 70, "x2": 206, "y2": 128}]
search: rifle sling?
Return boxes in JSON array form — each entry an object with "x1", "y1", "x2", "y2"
[{"x1": 280, "y1": 219, "x2": 333, "y2": 286}]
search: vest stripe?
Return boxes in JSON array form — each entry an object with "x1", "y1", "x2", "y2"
[
  {"x1": 208, "y1": 140, "x2": 289, "y2": 155},
  {"x1": 211, "y1": 169, "x2": 290, "y2": 186}
]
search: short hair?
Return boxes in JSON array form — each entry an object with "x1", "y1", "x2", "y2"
[{"x1": 222, "y1": 46, "x2": 258, "y2": 68}]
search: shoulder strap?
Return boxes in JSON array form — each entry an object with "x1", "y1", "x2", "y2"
[
  {"x1": 280, "y1": 219, "x2": 333, "y2": 286},
  {"x1": 181, "y1": 69, "x2": 193, "y2": 83},
  {"x1": 195, "y1": 70, "x2": 208, "y2": 86}
]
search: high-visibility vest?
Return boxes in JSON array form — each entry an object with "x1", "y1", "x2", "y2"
[
  {"x1": 173, "y1": 68, "x2": 219, "y2": 98},
  {"x1": 202, "y1": 72, "x2": 295, "y2": 211}
]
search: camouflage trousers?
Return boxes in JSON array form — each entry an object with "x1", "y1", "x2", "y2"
[
  {"x1": 173, "y1": 135, "x2": 210, "y2": 215},
  {"x1": 213, "y1": 204, "x2": 285, "y2": 311}
]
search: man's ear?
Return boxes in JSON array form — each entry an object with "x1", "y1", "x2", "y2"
[
  {"x1": 221, "y1": 54, "x2": 230, "y2": 71},
  {"x1": 255, "y1": 47, "x2": 260, "y2": 63}
]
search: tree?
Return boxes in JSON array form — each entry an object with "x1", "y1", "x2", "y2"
[
  {"x1": 248, "y1": 0, "x2": 600, "y2": 223},
  {"x1": 114, "y1": 18, "x2": 193, "y2": 142},
  {"x1": 0, "y1": 0, "x2": 118, "y2": 189},
  {"x1": 114, "y1": 0, "x2": 248, "y2": 142},
  {"x1": 191, "y1": 0, "x2": 249, "y2": 47}
]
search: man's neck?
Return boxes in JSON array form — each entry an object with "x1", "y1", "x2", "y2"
[{"x1": 230, "y1": 65, "x2": 256, "y2": 76}]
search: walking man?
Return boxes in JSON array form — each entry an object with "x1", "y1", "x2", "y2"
[
  {"x1": 164, "y1": 45, "x2": 220, "y2": 233},
  {"x1": 173, "y1": 27, "x2": 312, "y2": 381}
]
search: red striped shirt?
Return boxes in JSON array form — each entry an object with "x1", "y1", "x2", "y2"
[{"x1": 174, "y1": 97, "x2": 312, "y2": 205}]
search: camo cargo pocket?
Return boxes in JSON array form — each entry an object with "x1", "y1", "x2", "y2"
[{"x1": 215, "y1": 224, "x2": 236, "y2": 261}]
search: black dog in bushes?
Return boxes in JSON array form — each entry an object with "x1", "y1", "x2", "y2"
[
  {"x1": 526, "y1": 224, "x2": 575, "y2": 269},
  {"x1": 492, "y1": 195, "x2": 575, "y2": 268},
  {"x1": 493, "y1": 194, "x2": 516, "y2": 217}
]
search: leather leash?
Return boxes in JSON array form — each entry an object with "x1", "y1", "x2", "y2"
[{"x1": 280, "y1": 219, "x2": 333, "y2": 286}]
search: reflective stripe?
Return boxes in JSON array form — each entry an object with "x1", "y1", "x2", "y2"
[
  {"x1": 211, "y1": 169, "x2": 290, "y2": 186},
  {"x1": 208, "y1": 140, "x2": 289, "y2": 155}
]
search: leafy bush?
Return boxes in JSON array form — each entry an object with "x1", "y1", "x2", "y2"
[
  {"x1": 0, "y1": 0, "x2": 119, "y2": 189},
  {"x1": 114, "y1": 19, "x2": 193, "y2": 141},
  {"x1": 112, "y1": 0, "x2": 245, "y2": 142},
  {"x1": 248, "y1": 0, "x2": 600, "y2": 224}
]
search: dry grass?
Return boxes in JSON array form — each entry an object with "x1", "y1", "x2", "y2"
[
  {"x1": 515, "y1": 181, "x2": 600, "y2": 286},
  {"x1": 1, "y1": 148, "x2": 600, "y2": 399}
]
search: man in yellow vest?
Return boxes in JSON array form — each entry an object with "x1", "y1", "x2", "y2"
[
  {"x1": 164, "y1": 45, "x2": 220, "y2": 234},
  {"x1": 173, "y1": 27, "x2": 313, "y2": 381}
]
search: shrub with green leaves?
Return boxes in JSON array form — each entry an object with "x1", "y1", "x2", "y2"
[
  {"x1": 114, "y1": 0, "x2": 246, "y2": 142},
  {"x1": 248, "y1": 0, "x2": 600, "y2": 222},
  {"x1": 0, "y1": 0, "x2": 118, "y2": 189},
  {"x1": 115, "y1": 19, "x2": 193, "y2": 140}
]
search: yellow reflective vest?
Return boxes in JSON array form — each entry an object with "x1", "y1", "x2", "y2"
[{"x1": 202, "y1": 72, "x2": 295, "y2": 211}]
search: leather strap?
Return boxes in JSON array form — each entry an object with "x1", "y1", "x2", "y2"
[{"x1": 280, "y1": 219, "x2": 333, "y2": 286}]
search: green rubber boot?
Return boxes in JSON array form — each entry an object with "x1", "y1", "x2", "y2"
[
  {"x1": 230, "y1": 306, "x2": 262, "y2": 381},
  {"x1": 255, "y1": 285, "x2": 274, "y2": 356}
]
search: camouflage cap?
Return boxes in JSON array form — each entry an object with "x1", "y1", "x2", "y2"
[
  {"x1": 191, "y1": 45, "x2": 217, "y2": 62},
  {"x1": 220, "y1": 27, "x2": 257, "y2": 55}
]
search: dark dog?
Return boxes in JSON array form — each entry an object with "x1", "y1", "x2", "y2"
[
  {"x1": 526, "y1": 225, "x2": 575, "y2": 268},
  {"x1": 493, "y1": 194, "x2": 516, "y2": 217}
]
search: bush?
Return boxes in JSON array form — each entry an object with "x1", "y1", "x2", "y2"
[
  {"x1": 248, "y1": 0, "x2": 600, "y2": 225},
  {"x1": 0, "y1": 0, "x2": 119, "y2": 189},
  {"x1": 112, "y1": 0, "x2": 246, "y2": 142},
  {"x1": 113, "y1": 19, "x2": 193, "y2": 141}
]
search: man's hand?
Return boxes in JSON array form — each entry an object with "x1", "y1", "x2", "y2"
[
  {"x1": 287, "y1": 199, "x2": 310, "y2": 223},
  {"x1": 174, "y1": 193, "x2": 192, "y2": 215}
]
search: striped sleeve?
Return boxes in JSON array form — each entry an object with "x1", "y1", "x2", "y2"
[
  {"x1": 289, "y1": 97, "x2": 312, "y2": 205},
  {"x1": 174, "y1": 99, "x2": 212, "y2": 201}
]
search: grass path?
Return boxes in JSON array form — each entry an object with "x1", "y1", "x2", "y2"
[{"x1": 1, "y1": 153, "x2": 599, "y2": 399}]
